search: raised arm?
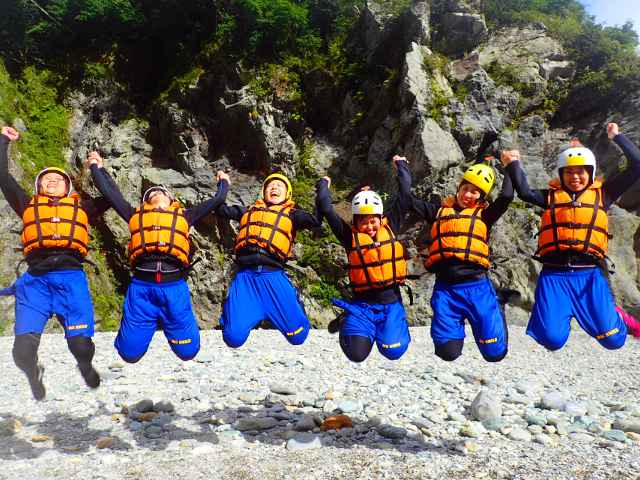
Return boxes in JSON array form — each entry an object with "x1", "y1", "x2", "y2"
[
  {"x1": 184, "y1": 171, "x2": 230, "y2": 225},
  {"x1": 87, "y1": 151, "x2": 135, "y2": 221},
  {"x1": 386, "y1": 155, "x2": 412, "y2": 232},
  {"x1": 481, "y1": 169, "x2": 514, "y2": 227},
  {"x1": 0, "y1": 127, "x2": 30, "y2": 216},
  {"x1": 315, "y1": 177, "x2": 352, "y2": 248},
  {"x1": 602, "y1": 123, "x2": 640, "y2": 205},
  {"x1": 502, "y1": 150, "x2": 547, "y2": 209}
]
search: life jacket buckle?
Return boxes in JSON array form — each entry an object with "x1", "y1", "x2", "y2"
[
  {"x1": 158, "y1": 241, "x2": 166, "y2": 246},
  {"x1": 152, "y1": 225, "x2": 161, "y2": 231},
  {"x1": 571, "y1": 201, "x2": 582, "y2": 207},
  {"x1": 52, "y1": 234, "x2": 61, "y2": 240},
  {"x1": 52, "y1": 217, "x2": 60, "y2": 223}
]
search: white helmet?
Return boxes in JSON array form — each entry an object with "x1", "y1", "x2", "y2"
[
  {"x1": 142, "y1": 185, "x2": 174, "y2": 203},
  {"x1": 352, "y1": 190, "x2": 383, "y2": 216},
  {"x1": 557, "y1": 141, "x2": 596, "y2": 177}
]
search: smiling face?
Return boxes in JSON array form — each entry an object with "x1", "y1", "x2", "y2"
[
  {"x1": 561, "y1": 166, "x2": 590, "y2": 192},
  {"x1": 456, "y1": 181, "x2": 482, "y2": 209},
  {"x1": 39, "y1": 172, "x2": 68, "y2": 197},
  {"x1": 355, "y1": 214, "x2": 382, "y2": 238},
  {"x1": 263, "y1": 179, "x2": 288, "y2": 205},
  {"x1": 147, "y1": 190, "x2": 172, "y2": 209}
]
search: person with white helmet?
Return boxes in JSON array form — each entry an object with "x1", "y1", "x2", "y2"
[
  {"x1": 502, "y1": 122, "x2": 640, "y2": 351},
  {"x1": 408, "y1": 155, "x2": 514, "y2": 362},
  {"x1": 215, "y1": 172, "x2": 322, "y2": 349},
  {"x1": 0, "y1": 126, "x2": 112, "y2": 400},
  {"x1": 315, "y1": 156, "x2": 412, "y2": 362},
  {"x1": 88, "y1": 151, "x2": 229, "y2": 363}
]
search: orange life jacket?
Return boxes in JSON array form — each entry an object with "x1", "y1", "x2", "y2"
[
  {"x1": 536, "y1": 179, "x2": 608, "y2": 259},
  {"x1": 425, "y1": 197, "x2": 490, "y2": 269},
  {"x1": 348, "y1": 220, "x2": 407, "y2": 292},
  {"x1": 128, "y1": 202, "x2": 191, "y2": 267},
  {"x1": 21, "y1": 194, "x2": 89, "y2": 257},
  {"x1": 234, "y1": 199, "x2": 295, "y2": 262}
]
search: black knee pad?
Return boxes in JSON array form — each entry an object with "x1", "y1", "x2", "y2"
[
  {"x1": 483, "y1": 349, "x2": 507, "y2": 362},
  {"x1": 13, "y1": 334, "x2": 41, "y2": 372},
  {"x1": 435, "y1": 340, "x2": 463, "y2": 362},
  {"x1": 67, "y1": 336, "x2": 95, "y2": 365},
  {"x1": 339, "y1": 335, "x2": 372, "y2": 363}
]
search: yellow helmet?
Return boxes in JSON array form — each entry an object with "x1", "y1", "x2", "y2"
[
  {"x1": 34, "y1": 167, "x2": 72, "y2": 196},
  {"x1": 461, "y1": 163, "x2": 495, "y2": 196},
  {"x1": 262, "y1": 173, "x2": 292, "y2": 201}
]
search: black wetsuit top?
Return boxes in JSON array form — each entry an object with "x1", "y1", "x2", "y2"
[
  {"x1": 90, "y1": 165, "x2": 228, "y2": 280},
  {"x1": 411, "y1": 169, "x2": 514, "y2": 284},
  {"x1": 0, "y1": 136, "x2": 111, "y2": 274},
  {"x1": 505, "y1": 133, "x2": 640, "y2": 267},
  {"x1": 315, "y1": 160, "x2": 413, "y2": 304}
]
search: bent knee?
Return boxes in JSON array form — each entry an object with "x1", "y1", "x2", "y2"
[
  {"x1": 597, "y1": 332, "x2": 626, "y2": 350},
  {"x1": 482, "y1": 349, "x2": 508, "y2": 362},
  {"x1": 434, "y1": 340, "x2": 463, "y2": 362},
  {"x1": 379, "y1": 343, "x2": 409, "y2": 361},
  {"x1": 223, "y1": 332, "x2": 249, "y2": 349},
  {"x1": 284, "y1": 327, "x2": 309, "y2": 346},
  {"x1": 120, "y1": 353, "x2": 144, "y2": 364}
]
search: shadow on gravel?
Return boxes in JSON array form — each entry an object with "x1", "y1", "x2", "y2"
[
  {"x1": 2, "y1": 403, "x2": 462, "y2": 458},
  {"x1": 0, "y1": 409, "x2": 132, "y2": 461},
  {"x1": 117, "y1": 404, "x2": 459, "y2": 456}
]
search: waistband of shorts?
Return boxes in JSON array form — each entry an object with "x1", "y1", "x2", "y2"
[{"x1": 131, "y1": 277, "x2": 187, "y2": 287}]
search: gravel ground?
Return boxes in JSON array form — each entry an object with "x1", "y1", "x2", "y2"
[{"x1": 1, "y1": 326, "x2": 640, "y2": 480}]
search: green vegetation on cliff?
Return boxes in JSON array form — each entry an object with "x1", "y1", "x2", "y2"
[
  {"x1": 0, "y1": 61, "x2": 70, "y2": 185},
  {"x1": 485, "y1": 0, "x2": 640, "y2": 105}
]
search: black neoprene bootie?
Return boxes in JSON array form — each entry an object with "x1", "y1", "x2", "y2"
[
  {"x1": 78, "y1": 364, "x2": 101, "y2": 389},
  {"x1": 27, "y1": 363, "x2": 46, "y2": 401}
]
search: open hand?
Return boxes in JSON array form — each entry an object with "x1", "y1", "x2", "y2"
[
  {"x1": 500, "y1": 150, "x2": 521, "y2": 166},
  {"x1": 1, "y1": 127, "x2": 19, "y2": 142},
  {"x1": 607, "y1": 123, "x2": 619, "y2": 140}
]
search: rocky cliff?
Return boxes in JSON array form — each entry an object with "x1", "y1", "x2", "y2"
[{"x1": 0, "y1": 0, "x2": 638, "y2": 332}]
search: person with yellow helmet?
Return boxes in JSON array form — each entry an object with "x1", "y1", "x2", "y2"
[
  {"x1": 408, "y1": 154, "x2": 514, "y2": 362},
  {"x1": 502, "y1": 122, "x2": 640, "y2": 351},
  {"x1": 0, "y1": 126, "x2": 112, "y2": 400},
  {"x1": 215, "y1": 171, "x2": 322, "y2": 348},
  {"x1": 87, "y1": 151, "x2": 229, "y2": 363},
  {"x1": 315, "y1": 156, "x2": 412, "y2": 362}
]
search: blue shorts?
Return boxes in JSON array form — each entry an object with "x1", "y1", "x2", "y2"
[
  {"x1": 114, "y1": 278, "x2": 200, "y2": 362},
  {"x1": 332, "y1": 299, "x2": 410, "y2": 360},
  {"x1": 527, "y1": 267, "x2": 626, "y2": 351},
  {"x1": 430, "y1": 277, "x2": 507, "y2": 360},
  {"x1": 219, "y1": 267, "x2": 310, "y2": 348},
  {"x1": 13, "y1": 270, "x2": 94, "y2": 337}
]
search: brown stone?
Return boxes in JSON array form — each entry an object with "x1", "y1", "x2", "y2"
[
  {"x1": 321, "y1": 415, "x2": 353, "y2": 431},
  {"x1": 96, "y1": 436, "x2": 115, "y2": 449}
]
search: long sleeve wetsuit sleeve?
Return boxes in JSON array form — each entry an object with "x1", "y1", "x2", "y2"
[
  {"x1": 411, "y1": 194, "x2": 440, "y2": 223},
  {"x1": 215, "y1": 203, "x2": 247, "y2": 221},
  {"x1": 291, "y1": 206, "x2": 323, "y2": 232},
  {"x1": 602, "y1": 133, "x2": 640, "y2": 206},
  {"x1": 505, "y1": 161, "x2": 547, "y2": 208},
  {"x1": 183, "y1": 180, "x2": 229, "y2": 226},
  {"x1": 481, "y1": 172, "x2": 514, "y2": 228},
  {"x1": 0, "y1": 136, "x2": 30, "y2": 216},
  {"x1": 90, "y1": 164, "x2": 135, "y2": 221},
  {"x1": 315, "y1": 178, "x2": 352, "y2": 249},
  {"x1": 385, "y1": 160, "x2": 412, "y2": 233}
]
